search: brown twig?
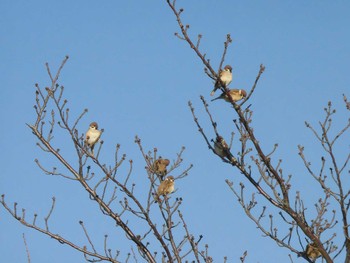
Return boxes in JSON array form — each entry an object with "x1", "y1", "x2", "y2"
[{"x1": 22, "y1": 233, "x2": 31, "y2": 263}]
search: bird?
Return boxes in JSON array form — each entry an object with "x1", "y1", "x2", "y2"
[
  {"x1": 152, "y1": 158, "x2": 170, "y2": 179},
  {"x1": 211, "y1": 89, "x2": 247, "y2": 103},
  {"x1": 85, "y1": 122, "x2": 101, "y2": 156},
  {"x1": 211, "y1": 65, "x2": 232, "y2": 96},
  {"x1": 305, "y1": 243, "x2": 322, "y2": 261},
  {"x1": 155, "y1": 176, "x2": 175, "y2": 202},
  {"x1": 213, "y1": 136, "x2": 236, "y2": 163}
]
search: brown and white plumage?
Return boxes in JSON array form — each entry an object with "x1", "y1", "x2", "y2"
[
  {"x1": 211, "y1": 65, "x2": 233, "y2": 96},
  {"x1": 211, "y1": 89, "x2": 247, "y2": 103},
  {"x1": 85, "y1": 122, "x2": 101, "y2": 156},
  {"x1": 155, "y1": 176, "x2": 175, "y2": 202},
  {"x1": 305, "y1": 243, "x2": 322, "y2": 261},
  {"x1": 213, "y1": 136, "x2": 236, "y2": 163},
  {"x1": 152, "y1": 158, "x2": 170, "y2": 179}
]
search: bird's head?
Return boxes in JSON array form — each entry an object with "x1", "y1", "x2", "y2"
[
  {"x1": 224, "y1": 65, "x2": 232, "y2": 72},
  {"x1": 160, "y1": 158, "x2": 170, "y2": 166},
  {"x1": 90, "y1": 122, "x2": 99, "y2": 129},
  {"x1": 240, "y1": 89, "x2": 247, "y2": 98},
  {"x1": 166, "y1": 176, "x2": 175, "y2": 182},
  {"x1": 216, "y1": 136, "x2": 224, "y2": 143}
]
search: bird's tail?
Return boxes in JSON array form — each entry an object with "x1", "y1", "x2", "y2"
[
  {"x1": 210, "y1": 81, "x2": 220, "y2": 96},
  {"x1": 211, "y1": 95, "x2": 223, "y2": 102},
  {"x1": 91, "y1": 145, "x2": 95, "y2": 157},
  {"x1": 154, "y1": 193, "x2": 161, "y2": 203}
]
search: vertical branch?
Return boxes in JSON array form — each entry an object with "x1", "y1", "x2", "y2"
[
  {"x1": 44, "y1": 197, "x2": 56, "y2": 231},
  {"x1": 34, "y1": 56, "x2": 69, "y2": 127},
  {"x1": 218, "y1": 34, "x2": 232, "y2": 71},
  {"x1": 166, "y1": 0, "x2": 217, "y2": 78},
  {"x1": 178, "y1": 210, "x2": 201, "y2": 263},
  {"x1": 22, "y1": 233, "x2": 31, "y2": 263}
]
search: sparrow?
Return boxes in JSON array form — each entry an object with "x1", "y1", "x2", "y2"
[
  {"x1": 305, "y1": 243, "x2": 321, "y2": 261},
  {"x1": 155, "y1": 176, "x2": 175, "y2": 202},
  {"x1": 152, "y1": 158, "x2": 170, "y2": 178},
  {"x1": 211, "y1": 65, "x2": 232, "y2": 96},
  {"x1": 213, "y1": 136, "x2": 236, "y2": 163},
  {"x1": 211, "y1": 89, "x2": 247, "y2": 103},
  {"x1": 85, "y1": 122, "x2": 101, "y2": 156}
]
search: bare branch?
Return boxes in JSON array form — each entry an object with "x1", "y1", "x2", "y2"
[{"x1": 22, "y1": 233, "x2": 31, "y2": 263}]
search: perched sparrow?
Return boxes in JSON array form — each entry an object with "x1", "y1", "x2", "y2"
[
  {"x1": 155, "y1": 176, "x2": 175, "y2": 202},
  {"x1": 85, "y1": 122, "x2": 101, "y2": 156},
  {"x1": 211, "y1": 65, "x2": 233, "y2": 96},
  {"x1": 305, "y1": 243, "x2": 321, "y2": 261},
  {"x1": 211, "y1": 89, "x2": 247, "y2": 103},
  {"x1": 152, "y1": 158, "x2": 170, "y2": 178},
  {"x1": 213, "y1": 136, "x2": 236, "y2": 163}
]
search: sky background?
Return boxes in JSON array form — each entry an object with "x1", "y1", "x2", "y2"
[{"x1": 1, "y1": 0, "x2": 349, "y2": 262}]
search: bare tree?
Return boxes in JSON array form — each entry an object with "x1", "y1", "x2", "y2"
[
  {"x1": 0, "y1": 56, "x2": 208, "y2": 263},
  {"x1": 165, "y1": 1, "x2": 349, "y2": 262},
  {"x1": 1, "y1": 1, "x2": 349, "y2": 263}
]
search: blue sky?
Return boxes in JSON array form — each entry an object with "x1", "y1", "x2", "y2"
[{"x1": 1, "y1": 1, "x2": 349, "y2": 262}]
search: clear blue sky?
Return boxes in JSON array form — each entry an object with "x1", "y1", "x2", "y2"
[{"x1": 1, "y1": 1, "x2": 349, "y2": 262}]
